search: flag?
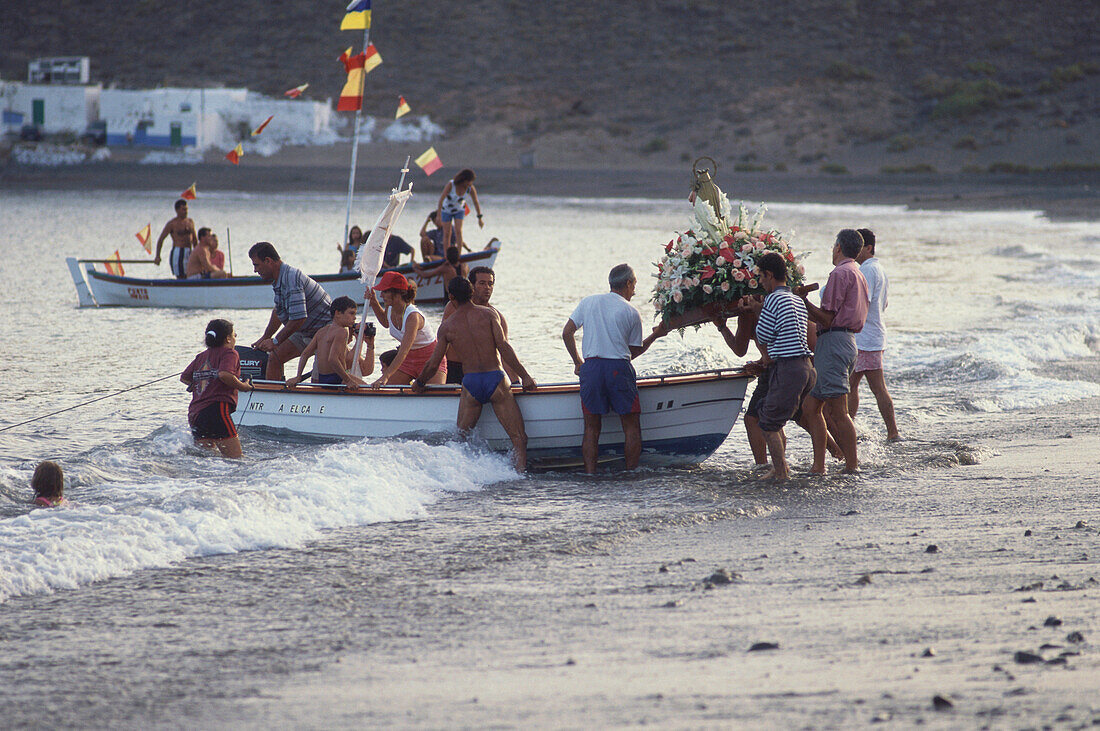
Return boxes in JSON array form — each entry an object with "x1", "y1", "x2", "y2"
[
  {"x1": 251, "y1": 115, "x2": 273, "y2": 136},
  {"x1": 364, "y1": 43, "x2": 382, "y2": 73},
  {"x1": 135, "y1": 223, "x2": 152, "y2": 253},
  {"x1": 225, "y1": 143, "x2": 243, "y2": 165},
  {"x1": 395, "y1": 96, "x2": 411, "y2": 119},
  {"x1": 340, "y1": 0, "x2": 371, "y2": 30},
  {"x1": 355, "y1": 187, "x2": 413, "y2": 286},
  {"x1": 464, "y1": 203, "x2": 471, "y2": 215},
  {"x1": 337, "y1": 50, "x2": 367, "y2": 111},
  {"x1": 105, "y1": 250, "x2": 125, "y2": 276},
  {"x1": 285, "y1": 83, "x2": 309, "y2": 98},
  {"x1": 181, "y1": 183, "x2": 197, "y2": 200},
  {"x1": 415, "y1": 147, "x2": 442, "y2": 176}
]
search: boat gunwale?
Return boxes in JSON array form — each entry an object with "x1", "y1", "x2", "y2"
[{"x1": 245, "y1": 368, "x2": 753, "y2": 398}]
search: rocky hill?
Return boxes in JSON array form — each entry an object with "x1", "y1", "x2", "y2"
[{"x1": 3, "y1": 0, "x2": 1098, "y2": 173}]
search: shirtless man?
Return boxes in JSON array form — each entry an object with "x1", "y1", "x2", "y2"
[
  {"x1": 412, "y1": 277, "x2": 537, "y2": 471},
  {"x1": 185, "y1": 228, "x2": 230, "y2": 279},
  {"x1": 441, "y1": 266, "x2": 518, "y2": 385},
  {"x1": 154, "y1": 199, "x2": 198, "y2": 279},
  {"x1": 285, "y1": 296, "x2": 372, "y2": 389}
]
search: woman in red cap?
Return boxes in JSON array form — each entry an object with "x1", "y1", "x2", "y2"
[{"x1": 367, "y1": 270, "x2": 447, "y2": 387}]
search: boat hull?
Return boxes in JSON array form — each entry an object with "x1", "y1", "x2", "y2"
[
  {"x1": 66, "y1": 246, "x2": 500, "y2": 308},
  {"x1": 234, "y1": 369, "x2": 752, "y2": 467}
]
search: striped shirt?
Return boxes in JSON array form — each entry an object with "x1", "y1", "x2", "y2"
[
  {"x1": 755, "y1": 286, "x2": 812, "y2": 359},
  {"x1": 272, "y1": 262, "x2": 332, "y2": 338}
]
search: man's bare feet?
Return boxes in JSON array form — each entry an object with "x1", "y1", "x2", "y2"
[
  {"x1": 758, "y1": 467, "x2": 776, "y2": 480},
  {"x1": 887, "y1": 433, "x2": 901, "y2": 442},
  {"x1": 810, "y1": 466, "x2": 827, "y2": 475}
]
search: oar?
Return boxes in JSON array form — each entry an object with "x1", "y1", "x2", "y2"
[{"x1": 226, "y1": 226, "x2": 234, "y2": 276}]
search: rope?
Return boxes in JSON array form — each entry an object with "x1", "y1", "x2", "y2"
[{"x1": 0, "y1": 372, "x2": 182, "y2": 433}]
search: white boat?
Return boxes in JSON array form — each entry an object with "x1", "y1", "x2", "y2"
[
  {"x1": 66, "y1": 244, "x2": 501, "y2": 309},
  {"x1": 234, "y1": 368, "x2": 752, "y2": 468}
]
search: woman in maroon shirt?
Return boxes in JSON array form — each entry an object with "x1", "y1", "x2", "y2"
[{"x1": 181, "y1": 319, "x2": 254, "y2": 458}]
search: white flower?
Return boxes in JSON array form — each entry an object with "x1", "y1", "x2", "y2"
[
  {"x1": 716, "y1": 256, "x2": 726, "y2": 266},
  {"x1": 672, "y1": 291, "x2": 683, "y2": 303},
  {"x1": 703, "y1": 284, "x2": 713, "y2": 294},
  {"x1": 734, "y1": 231, "x2": 748, "y2": 241},
  {"x1": 720, "y1": 281, "x2": 730, "y2": 292}
]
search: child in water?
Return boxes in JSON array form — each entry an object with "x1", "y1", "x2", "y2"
[
  {"x1": 434, "y1": 168, "x2": 482, "y2": 253},
  {"x1": 181, "y1": 319, "x2": 253, "y2": 458},
  {"x1": 31, "y1": 460, "x2": 67, "y2": 507}
]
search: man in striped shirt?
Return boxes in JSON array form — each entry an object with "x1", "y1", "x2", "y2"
[
  {"x1": 750, "y1": 252, "x2": 816, "y2": 481},
  {"x1": 249, "y1": 241, "x2": 333, "y2": 380}
]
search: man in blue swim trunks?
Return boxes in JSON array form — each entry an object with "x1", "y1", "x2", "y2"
[
  {"x1": 562, "y1": 264, "x2": 669, "y2": 473},
  {"x1": 412, "y1": 277, "x2": 537, "y2": 471}
]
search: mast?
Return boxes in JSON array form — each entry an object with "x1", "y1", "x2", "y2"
[{"x1": 342, "y1": 21, "x2": 372, "y2": 252}]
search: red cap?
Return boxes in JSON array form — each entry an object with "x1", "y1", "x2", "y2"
[{"x1": 373, "y1": 270, "x2": 410, "y2": 291}]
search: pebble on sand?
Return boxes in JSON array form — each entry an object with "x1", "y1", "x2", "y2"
[
  {"x1": 748, "y1": 642, "x2": 779, "y2": 652},
  {"x1": 1043, "y1": 615, "x2": 1063, "y2": 627},
  {"x1": 925, "y1": 544, "x2": 939, "y2": 554},
  {"x1": 932, "y1": 695, "x2": 954, "y2": 711},
  {"x1": 921, "y1": 647, "x2": 936, "y2": 657},
  {"x1": 855, "y1": 574, "x2": 873, "y2": 586},
  {"x1": 705, "y1": 568, "x2": 741, "y2": 586},
  {"x1": 1013, "y1": 650, "x2": 1044, "y2": 664},
  {"x1": 1066, "y1": 631, "x2": 1085, "y2": 643}
]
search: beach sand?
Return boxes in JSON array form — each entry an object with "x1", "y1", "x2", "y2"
[{"x1": 204, "y1": 394, "x2": 1100, "y2": 728}]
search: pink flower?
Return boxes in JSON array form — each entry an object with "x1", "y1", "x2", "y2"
[
  {"x1": 748, "y1": 278, "x2": 759, "y2": 288},
  {"x1": 797, "y1": 264, "x2": 805, "y2": 276},
  {"x1": 672, "y1": 291, "x2": 683, "y2": 303},
  {"x1": 715, "y1": 256, "x2": 726, "y2": 266},
  {"x1": 741, "y1": 243, "x2": 754, "y2": 254},
  {"x1": 732, "y1": 269, "x2": 746, "y2": 282},
  {"x1": 720, "y1": 281, "x2": 731, "y2": 292},
  {"x1": 702, "y1": 284, "x2": 713, "y2": 294}
]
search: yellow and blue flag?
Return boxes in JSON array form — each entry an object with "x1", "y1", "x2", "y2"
[{"x1": 341, "y1": 0, "x2": 371, "y2": 30}]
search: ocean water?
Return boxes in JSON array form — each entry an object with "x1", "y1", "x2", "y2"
[{"x1": 0, "y1": 190, "x2": 1098, "y2": 723}]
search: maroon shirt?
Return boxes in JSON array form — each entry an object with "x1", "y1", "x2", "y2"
[
  {"x1": 182, "y1": 347, "x2": 240, "y2": 421},
  {"x1": 818, "y1": 257, "x2": 869, "y2": 333}
]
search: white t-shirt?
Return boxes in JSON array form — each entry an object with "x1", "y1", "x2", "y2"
[
  {"x1": 387, "y1": 304, "x2": 436, "y2": 349},
  {"x1": 569, "y1": 292, "x2": 643, "y2": 360},
  {"x1": 856, "y1": 257, "x2": 888, "y2": 351}
]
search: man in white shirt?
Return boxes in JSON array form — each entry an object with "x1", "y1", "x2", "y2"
[
  {"x1": 849, "y1": 229, "x2": 900, "y2": 440},
  {"x1": 562, "y1": 264, "x2": 668, "y2": 473}
]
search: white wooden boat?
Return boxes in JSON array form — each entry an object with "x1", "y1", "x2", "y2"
[
  {"x1": 234, "y1": 368, "x2": 752, "y2": 468},
  {"x1": 66, "y1": 244, "x2": 501, "y2": 309}
]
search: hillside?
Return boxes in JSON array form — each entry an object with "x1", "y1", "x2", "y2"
[{"x1": 2, "y1": 0, "x2": 1098, "y2": 174}]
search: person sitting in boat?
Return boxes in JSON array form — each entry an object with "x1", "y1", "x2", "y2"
[
  {"x1": 410, "y1": 246, "x2": 467, "y2": 292},
  {"x1": 31, "y1": 460, "x2": 67, "y2": 507},
  {"x1": 412, "y1": 277, "x2": 537, "y2": 471},
  {"x1": 185, "y1": 228, "x2": 230, "y2": 279},
  {"x1": 285, "y1": 296, "x2": 373, "y2": 389},
  {"x1": 435, "y1": 169, "x2": 482, "y2": 253},
  {"x1": 208, "y1": 232, "x2": 226, "y2": 272},
  {"x1": 381, "y1": 230, "x2": 417, "y2": 269},
  {"x1": 338, "y1": 225, "x2": 365, "y2": 272},
  {"x1": 562, "y1": 264, "x2": 669, "y2": 474},
  {"x1": 154, "y1": 199, "x2": 198, "y2": 279},
  {"x1": 249, "y1": 242, "x2": 333, "y2": 381},
  {"x1": 418, "y1": 210, "x2": 456, "y2": 261},
  {"x1": 181, "y1": 319, "x2": 254, "y2": 459},
  {"x1": 367, "y1": 271, "x2": 447, "y2": 388}
]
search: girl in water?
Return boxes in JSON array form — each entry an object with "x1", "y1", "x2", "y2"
[
  {"x1": 31, "y1": 460, "x2": 67, "y2": 507},
  {"x1": 367, "y1": 271, "x2": 447, "y2": 387},
  {"x1": 181, "y1": 319, "x2": 253, "y2": 458},
  {"x1": 434, "y1": 169, "x2": 482, "y2": 253}
]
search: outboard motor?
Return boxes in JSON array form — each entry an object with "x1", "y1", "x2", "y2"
[{"x1": 235, "y1": 345, "x2": 269, "y2": 382}]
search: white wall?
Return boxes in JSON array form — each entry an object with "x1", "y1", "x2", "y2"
[{"x1": 0, "y1": 82, "x2": 100, "y2": 133}]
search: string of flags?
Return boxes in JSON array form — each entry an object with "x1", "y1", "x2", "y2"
[
  {"x1": 395, "y1": 96, "x2": 411, "y2": 119},
  {"x1": 341, "y1": 0, "x2": 371, "y2": 30},
  {"x1": 135, "y1": 223, "x2": 152, "y2": 253},
  {"x1": 284, "y1": 83, "x2": 309, "y2": 98}
]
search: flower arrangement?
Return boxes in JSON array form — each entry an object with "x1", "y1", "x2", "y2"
[{"x1": 652, "y1": 193, "x2": 809, "y2": 327}]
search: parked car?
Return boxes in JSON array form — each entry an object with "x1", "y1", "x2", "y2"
[
  {"x1": 82, "y1": 121, "x2": 107, "y2": 146},
  {"x1": 20, "y1": 124, "x2": 42, "y2": 141}
]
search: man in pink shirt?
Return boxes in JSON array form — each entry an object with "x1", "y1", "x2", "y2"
[{"x1": 800, "y1": 229, "x2": 869, "y2": 474}]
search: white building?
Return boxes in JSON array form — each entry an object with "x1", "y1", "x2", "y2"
[{"x1": 0, "y1": 81, "x2": 101, "y2": 134}]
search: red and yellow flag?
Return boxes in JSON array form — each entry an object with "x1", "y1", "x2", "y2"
[
  {"x1": 415, "y1": 147, "x2": 442, "y2": 176},
  {"x1": 105, "y1": 250, "x2": 125, "y2": 276},
  {"x1": 337, "y1": 48, "x2": 366, "y2": 111},
  {"x1": 135, "y1": 223, "x2": 152, "y2": 253},
  {"x1": 251, "y1": 115, "x2": 274, "y2": 136},
  {"x1": 181, "y1": 183, "x2": 197, "y2": 200},
  {"x1": 395, "y1": 96, "x2": 411, "y2": 119},
  {"x1": 284, "y1": 83, "x2": 309, "y2": 98},
  {"x1": 363, "y1": 43, "x2": 382, "y2": 73},
  {"x1": 225, "y1": 143, "x2": 243, "y2": 165}
]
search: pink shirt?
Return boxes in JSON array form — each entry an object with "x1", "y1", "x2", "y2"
[
  {"x1": 210, "y1": 250, "x2": 225, "y2": 270},
  {"x1": 819, "y1": 257, "x2": 869, "y2": 332},
  {"x1": 182, "y1": 346, "x2": 240, "y2": 421}
]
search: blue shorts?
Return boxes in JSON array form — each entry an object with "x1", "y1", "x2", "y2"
[
  {"x1": 314, "y1": 372, "x2": 341, "y2": 386},
  {"x1": 462, "y1": 370, "x2": 504, "y2": 404},
  {"x1": 579, "y1": 358, "x2": 639, "y2": 416},
  {"x1": 440, "y1": 209, "x2": 465, "y2": 223}
]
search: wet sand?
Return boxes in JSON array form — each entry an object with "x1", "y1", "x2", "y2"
[{"x1": 209, "y1": 396, "x2": 1100, "y2": 728}]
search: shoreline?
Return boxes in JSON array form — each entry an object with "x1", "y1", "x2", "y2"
[{"x1": 3, "y1": 156, "x2": 1098, "y2": 222}]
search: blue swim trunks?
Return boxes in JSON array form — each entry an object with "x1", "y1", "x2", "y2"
[
  {"x1": 314, "y1": 372, "x2": 342, "y2": 386},
  {"x1": 579, "y1": 358, "x2": 640, "y2": 416},
  {"x1": 462, "y1": 370, "x2": 504, "y2": 404},
  {"x1": 440, "y1": 209, "x2": 465, "y2": 223}
]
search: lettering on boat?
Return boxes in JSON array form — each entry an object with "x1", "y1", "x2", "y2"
[
  {"x1": 249, "y1": 402, "x2": 264, "y2": 411},
  {"x1": 127, "y1": 287, "x2": 149, "y2": 300},
  {"x1": 288, "y1": 403, "x2": 312, "y2": 414}
]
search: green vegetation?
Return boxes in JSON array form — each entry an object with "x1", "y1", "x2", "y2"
[
  {"x1": 966, "y1": 61, "x2": 997, "y2": 76},
  {"x1": 886, "y1": 134, "x2": 917, "y2": 153},
  {"x1": 641, "y1": 137, "x2": 668, "y2": 154},
  {"x1": 881, "y1": 164, "x2": 937, "y2": 174},
  {"x1": 931, "y1": 80, "x2": 1017, "y2": 119},
  {"x1": 823, "y1": 60, "x2": 874, "y2": 82},
  {"x1": 1040, "y1": 63, "x2": 1098, "y2": 92},
  {"x1": 820, "y1": 163, "x2": 849, "y2": 174}
]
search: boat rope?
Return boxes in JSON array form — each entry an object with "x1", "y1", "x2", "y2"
[{"x1": 0, "y1": 372, "x2": 182, "y2": 433}]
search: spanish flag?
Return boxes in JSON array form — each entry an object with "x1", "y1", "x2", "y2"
[
  {"x1": 181, "y1": 183, "x2": 197, "y2": 200},
  {"x1": 363, "y1": 43, "x2": 382, "y2": 73},
  {"x1": 395, "y1": 96, "x2": 411, "y2": 119},
  {"x1": 340, "y1": 0, "x2": 371, "y2": 30},
  {"x1": 284, "y1": 83, "x2": 309, "y2": 98},
  {"x1": 225, "y1": 143, "x2": 243, "y2": 165},
  {"x1": 415, "y1": 147, "x2": 442, "y2": 176},
  {"x1": 337, "y1": 49, "x2": 366, "y2": 111},
  {"x1": 105, "y1": 250, "x2": 125, "y2": 276},
  {"x1": 251, "y1": 115, "x2": 274, "y2": 136},
  {"x1": 135, "y1": 223, "x2": 152, "y2": 253}
]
